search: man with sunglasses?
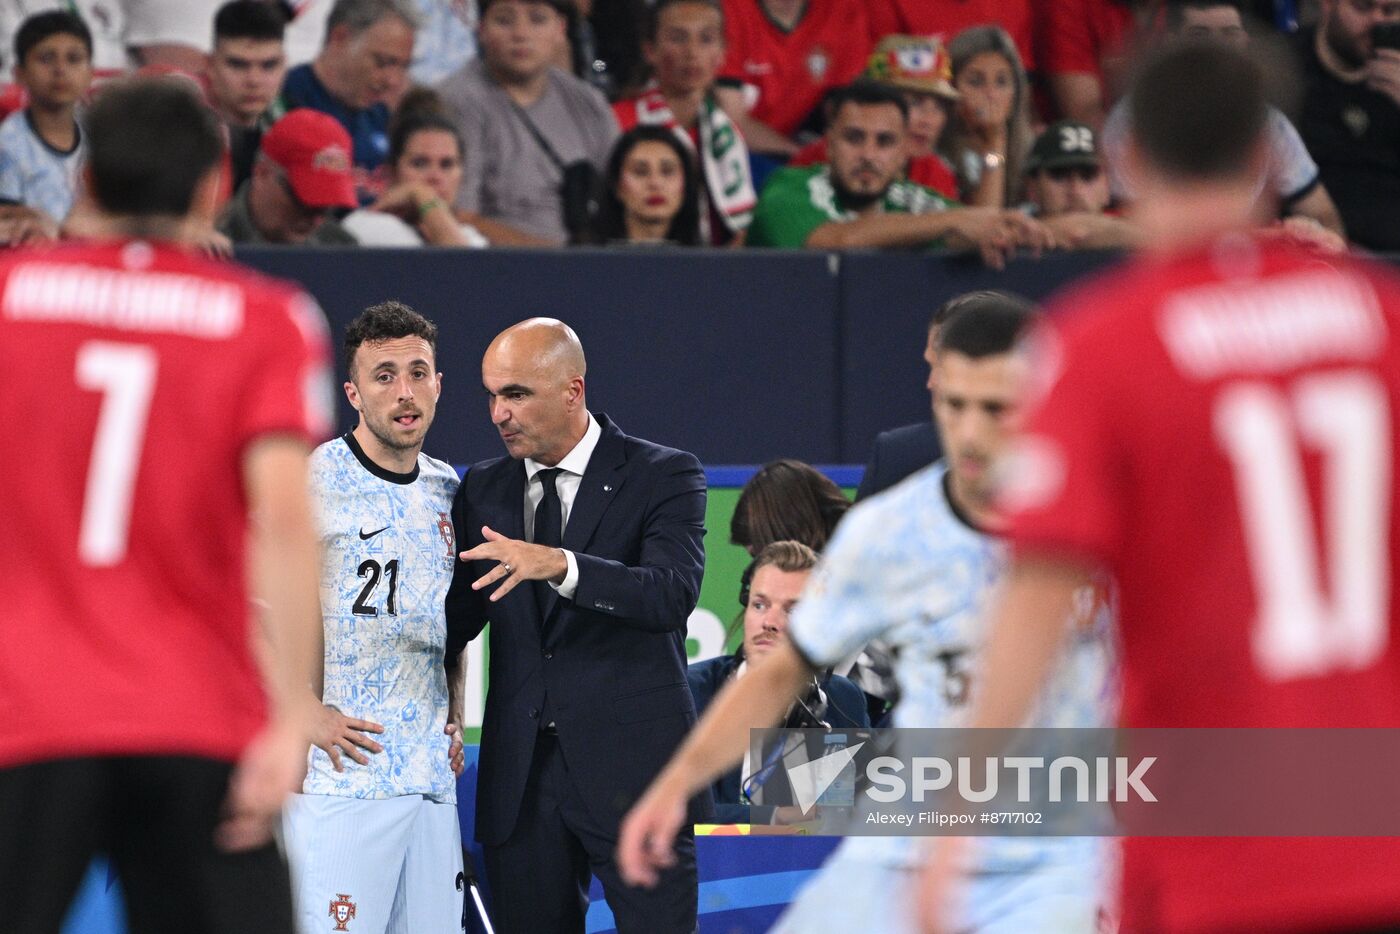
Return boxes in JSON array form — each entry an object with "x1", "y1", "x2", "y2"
[
  {"x1": 1023, "y1": 119, "x2": 1140, "y2": 250},
  {"x1": 219, "y1": 108, "x2": 358, "y2": 245},
  {"x1": 1297, "y1": 0, "x2": 1400, "y2": 250}
]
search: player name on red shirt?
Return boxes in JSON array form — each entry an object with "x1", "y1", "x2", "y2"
[
  {"x1": 1006, "y1": 237, "x2": 1400, "y2": 933},
  {"x1": 0, "y1": 240, "x2": 332, "y2": 770}
]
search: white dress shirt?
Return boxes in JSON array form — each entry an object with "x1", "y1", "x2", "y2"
[{"x1": 523, "y1": 412, "x2": 601, "y2": 600}]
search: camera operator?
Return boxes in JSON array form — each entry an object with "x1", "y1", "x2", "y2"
[{"x1": 1297, "y1": 0, "x2": 1400, "y2": 249}]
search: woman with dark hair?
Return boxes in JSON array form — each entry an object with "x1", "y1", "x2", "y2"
[
  {"x1": 591, "y1": 125, "x2": 703, "y2": 245},
  {"x1": 686, "y1": 541, "x2": 870, "y2": 824},
  {"x1": 343, "y1": 99, "x2": 489, "y2": 248},
  {"x1": 731, "y1": 458, "x2": 851, "y2": 556},
  {"x1": 612, "y1": 0, "x2": 756, "y2": 244}
]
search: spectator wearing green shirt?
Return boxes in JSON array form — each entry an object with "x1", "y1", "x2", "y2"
[{"x1": 746, "y1": 80, "x2": 1051, "y2": 267}]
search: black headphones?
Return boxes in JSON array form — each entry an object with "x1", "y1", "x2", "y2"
[{"x1": 737, "y1": 559, "x2": 756, "y2": 609}]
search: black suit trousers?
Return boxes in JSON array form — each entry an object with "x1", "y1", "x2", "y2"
[{"x1": 482, "y1": 731, "x2": 698, "y2": 934}]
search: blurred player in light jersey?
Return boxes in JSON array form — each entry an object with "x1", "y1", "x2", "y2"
[
  {"x1": 923, "y1": 41, "x2": 1400, "y2": 934},
  {"x1": 283, "y1": 300, "x2": 467, "y2": 934},
  {"x1": 0, "y1": 79, "x2": 329, "y2": 934},
  {"x1": 617, "y1": 292, "x2": 1117, "y2": 933}
]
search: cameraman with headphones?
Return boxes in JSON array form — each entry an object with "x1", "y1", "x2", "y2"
[{"x1": 686, "y1": 541, "x2": 870, "y2": 825}]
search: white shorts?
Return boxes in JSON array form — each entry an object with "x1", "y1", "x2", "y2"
[
  {"x1": 770, "y1": 849, "x2": 1104, "y2": 934},
  {"x1": 283, "y1": 793, "x2": 464, "y2": 934}
]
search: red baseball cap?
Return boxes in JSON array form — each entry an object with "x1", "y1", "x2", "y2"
[{"x1": 260, "y1": 109, "x2": 358, "y2": 210}]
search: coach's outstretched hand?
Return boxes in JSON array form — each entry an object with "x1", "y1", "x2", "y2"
[
  {"x1": 460, "y1": 525, "x2": 568, "y2": 602},
  {"x1": 617, "y1": 778, "x2": 688, "y2": 888},
  {"x1": 310, "y1": 703, "x2": 385, "y2": 771}
]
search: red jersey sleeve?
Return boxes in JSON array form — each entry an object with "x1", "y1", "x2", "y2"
[
  {"x1": 234, "y1": 288, "x2": 334, "y2": 451},
  {"x1": 1003, "y1": 313, "x2": 1128, "y2": 569}
]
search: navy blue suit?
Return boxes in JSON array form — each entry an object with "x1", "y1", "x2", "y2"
[
  {"x1": 855, "y1": 421, "x2": 941, "y2": 502},
  {"x1": 686, "y1": 654, "x2": 870, "y2": 824},
  {"x1": 445, "y1": 413, "x2": 711, "y2": 933}
]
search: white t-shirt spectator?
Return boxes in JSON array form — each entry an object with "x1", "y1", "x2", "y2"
[
  {"x1": 1103, "y1": 96, "x2": 1320, "y2": 207},
  {"x1": 341, "y1": 207, "x2": 488, "y2": 247},
  {"x1": 0, "y1": 110, "x2": 83, "y2": 222}
]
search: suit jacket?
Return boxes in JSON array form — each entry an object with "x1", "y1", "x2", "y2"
[
  {"x1": 855, "y1": 421, "x2": 941, "y2": 501},
  {"x1": 445, "y1": 413, "x2": 713, "y2": 845},
  {"x1": 686, "y1": 653, "x2": 870, "y2": 824}
]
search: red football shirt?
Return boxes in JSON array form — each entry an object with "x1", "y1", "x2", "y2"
[
  {"x1": 866, "y1": 0, "x2": 1034, "y2": 71},
  {"x1": 0, "y1": 241, "x2": 332, "y2": 769},
  {"x1": 1007, "y1": 237, "x2": 1400, "y2": 932},
  {"x1": 1038, "y1": 0, "x2": 1136, "y2": 101},
  {"x1": 719, "y1": 0, "x2": 872, "y2": 137}
]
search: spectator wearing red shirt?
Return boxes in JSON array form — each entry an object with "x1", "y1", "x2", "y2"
[
  {"x1": 613, "y1": 0, "x2": 755, "y2": 244},
  {"x1": 867, "y1": 0, "x2": 1035, "y2": 72},
  {"x1": 790, "y1": 35, "x2": 960, "y2": 201},
  {"x1": 1038, "y1": 0, "x2": 1144, "y2": 128},
  {"x1": 714, "y1": 0, "x2": 873, "y2": 155},
  {"x1": 942, "y1": 25, "x2": 1033, "y2": 208}
]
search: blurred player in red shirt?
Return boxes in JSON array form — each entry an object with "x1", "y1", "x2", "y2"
[
  {"x1": 0, "y1": 79, "x2": 328, "y2": 934},
  {"x1": 919, "y1": 41, "x2": 1400, "y2": 934}
]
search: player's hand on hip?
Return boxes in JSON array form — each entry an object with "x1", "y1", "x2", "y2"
[
  {"x1": 617, "y1": 781, "x2": 687, "y2": 888},
  {"x1": 311, "y1": 704, "x2": 384, "y2": 771},
  {"x1": 217, "y1": 716, "x2": 307, "y2": 853},
  {"x1": 459, "y1": 525, "x2": 568, "y2": 602},
  {"x1": 445, "y1": 720, "x2": 466, "y2": 776}
]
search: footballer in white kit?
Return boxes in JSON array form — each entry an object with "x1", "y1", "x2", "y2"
[
  {"x1": 618, "y1": 293, "x2": 1116, "y2": 933},
  {"x1": 284, "y1": 302, "x2": 468, "y2": 934}
]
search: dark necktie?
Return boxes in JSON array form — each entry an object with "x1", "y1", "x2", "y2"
[
  {"x1": 532, "y1": 468, "x2": 564, "y2": 614},
  {"x1": 534, "y1": 468, "x2": 563, "y2": 548}
]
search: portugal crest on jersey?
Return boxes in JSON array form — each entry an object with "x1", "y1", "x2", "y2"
[
  {"x1": 437, "y1": 511, "x2": 455, "y2": 565},
  {"x1": 329, "y1": 893, "x2": 357, "y2": 930}
]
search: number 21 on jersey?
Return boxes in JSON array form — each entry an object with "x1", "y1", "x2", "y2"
[{"x1": 1215, "y1": 371, "x2": 1391, "y2": 681}]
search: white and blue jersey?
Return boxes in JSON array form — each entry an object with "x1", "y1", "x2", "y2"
[
  {"x1": 0, "y1": 109, "x2": 83, "y2": 222},
  {"x1": 786, "y1": 462, "x2": 1115, "y2": 885},
  {"x1": 306, "y1": 432, "x2": 460, "y2": 803}
]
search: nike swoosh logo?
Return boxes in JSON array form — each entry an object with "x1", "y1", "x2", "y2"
[{"x1": 359, "y1": 526, "x2": 388, "y2": 540}]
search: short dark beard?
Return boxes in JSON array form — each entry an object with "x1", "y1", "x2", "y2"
[{"x1": 832, "y1": 172, "x2": 890, "y2": 212}]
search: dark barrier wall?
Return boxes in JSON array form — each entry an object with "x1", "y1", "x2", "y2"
[
  {"x1": 837, "y1": 250, "x2": 1121, "y2": 462},
  {"x1": 237, "y1": 247, "x2": 1120, "y2": 465}
]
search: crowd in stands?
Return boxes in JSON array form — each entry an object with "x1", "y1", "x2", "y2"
[{"x1": 0, "y1": 0, "x2": 1387, "y2": 258}]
